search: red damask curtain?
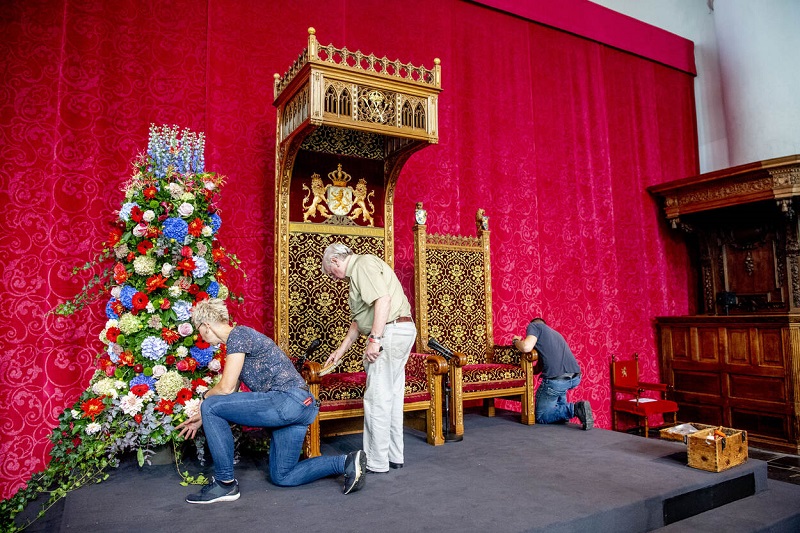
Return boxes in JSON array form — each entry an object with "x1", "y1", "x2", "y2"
[{"x1": 0, "y1": 0, "x2": 698, "y2": 498}]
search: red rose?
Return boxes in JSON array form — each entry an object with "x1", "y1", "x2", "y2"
[
  {"x1": 106, "y1": 327, "x2": 121, "y2": 343},
  {"x1": 175, "y1": 388, "x2": 193, "y2": 405},
  {"x1": 165, "y1": 355, "x2": 176, "y2": 366},
  {"x1": 160, "y1": 298, "x2": 171, "y2": 310},
  {"x1": 194, "y1": 291, "x2": 209, "y2": 304},
  {"x1": 137, "y1": 240, "x2": 154, "y2": 255},
  {"x1": 130, "y1": 205, "x2": 143, "y2": 223},
  {"x1": 143, "y1": 186, "x2": 157, "y2": 199},
  {"x1": 131, "y1": 292, "x2": 149, "y2": 311},
  {"x1": 176, "y1": 358, "x2": 197, "y2": 373},
  {"x1": 181, "y1": 246, "x2": 193, "y2": 258},
  {"x1": 134, "y1": 414, "x2": 143, "y2": 424},
  {"x1": 188, "y1": 284, "x2": 200, "y2": 295},
  {"x1": 104, "y1": 364, "x2": 116, "y2": 377},
  {"x1": 133, "y1": 363, "x2": 144, "y2": 373},
  {"x1": 131, "y1": 384, "x2": 150, "y2": 397},
  {"x1": 188, "y1": 217, "x2": 204, "y2": 237},
  {"x1": 155, "y1": 399, "x2": 174, "y2": 415}
]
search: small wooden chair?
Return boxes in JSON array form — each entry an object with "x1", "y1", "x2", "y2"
[{"x1": 611, "y1": 353, "x2": 678, "y2": 437}]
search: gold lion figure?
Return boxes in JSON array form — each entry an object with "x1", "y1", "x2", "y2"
[
  {"x1": 348, "y1": 178, "x2": 375, "y2": 226},
  {"x1": 301, "y1": 174, "x2": 332, "y2": 222}
]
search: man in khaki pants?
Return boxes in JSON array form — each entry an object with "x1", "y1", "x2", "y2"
[{"x1": 322, "y1": 243, "x2": 416, "y2": 473}]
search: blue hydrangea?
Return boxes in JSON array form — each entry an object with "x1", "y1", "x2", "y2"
[
  {"x1": 209, "y1": 213, "x2": 221, "y2": 233},
  {"x1": 107, "y1": 343, "x2": 119, "y2": 363},
  {"x1": 141, "y1": 336, "x2": 169, "y2": 360},
  {"x1": 119, "y1": 285, "x2": 137, "y2": 309},
  {"x1": 105, "y1": 298, "x2": 120, "y2": 320},
  {"x1": 119, "y1": 202, "x2": 139, "y2": 222},
  {"x1": 172, "y1": 300, "x2": 192, "y2": 321},
  {"x1": 130, "y1": 374, "x2": 157, "y2": 391},
  {"x1": 162, "y1": 217, "x2": 188, "y2": 242},
  {"x1": 207, "y1": 281, "x2": 219, "y2": 298},
  {"x1": 193, "y1": 256, "x2": 209, "y2": 278},
  {"x1": 191, "y1": 345, "x2": 216, "y2": 367}
]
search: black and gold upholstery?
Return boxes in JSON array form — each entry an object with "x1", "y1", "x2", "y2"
[{"x1": 413, "y1": 206, "x2": 537, "y2": 437}]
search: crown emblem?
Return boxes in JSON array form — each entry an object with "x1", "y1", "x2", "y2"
[{"x1": 328, "y1": 164, "x2": 352, "y2": 187}]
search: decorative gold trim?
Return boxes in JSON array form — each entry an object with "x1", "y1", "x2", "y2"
[{"x1": 289, "y1": 222, "x2": 385, "y2": 237}]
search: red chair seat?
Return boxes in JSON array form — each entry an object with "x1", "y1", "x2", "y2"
[
  {"x1": 462, "y1": 363, "x2": 526, "y2": 393},
  {"x1": 613, "y1": 398, "x2": 679, "y2": 417}
]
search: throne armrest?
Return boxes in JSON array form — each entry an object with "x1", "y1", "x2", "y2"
[
  {"x1": 408, "y1": 352, "x2": 449, "y2": 380},
  {"x1": 450, "y1": 351, "x2": 469, "y2": 368},
  {"x1": 302, "y1": 360, "x2": 323, "y2": 384}
]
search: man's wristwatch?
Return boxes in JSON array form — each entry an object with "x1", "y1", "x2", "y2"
[{"x1": 368, "y1": 333, "x2": 383, "y2": 344}]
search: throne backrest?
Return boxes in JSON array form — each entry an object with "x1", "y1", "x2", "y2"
[{"x1": 413, "y1": 206, "x2": 494, "y2": 365}]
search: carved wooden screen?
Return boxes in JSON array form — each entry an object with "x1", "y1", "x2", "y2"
[
  {"x1": 414, "y1": 224, "x2": 494, "y2": 365},
  {"x1": 287, "y1": 225, "x2": 385, "y2": 371}
]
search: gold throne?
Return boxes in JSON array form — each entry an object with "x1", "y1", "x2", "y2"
[
  {"x1": 273, "y1": 29, "x2": 446, "y2": 456},
  {"x1": 413, "y1": 205, "x2": 537, "y2": 437}
]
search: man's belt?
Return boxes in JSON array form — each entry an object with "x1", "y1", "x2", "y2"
[
  {"x1": 548, "y1": 373, "x2": 580, "y2": 380},
  {"x1": 387, "y1": 316, "x2": 414, "y2": 324}
]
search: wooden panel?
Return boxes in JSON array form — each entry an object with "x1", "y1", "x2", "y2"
[
  {"x1": 726, "y1": 328, "x2": 751, "y2": 365},
  {"x1": 731, "y1": 409, "x2": 789, "y2": 440},
  {"x1": 678, "y1": 403, "x2": 723, "y2": 426},
  {"x1": 758, "y1": 328, "x2": 785, "y2": 367},
  {"x1": 671, "y1": 327, "x2": 691, "y2": 360},
  {"x1": 728, "y1": 374, "x2": 786, "y2": 402},
  {"x1": 674, "y1": 370, "x2": 721, "y2": 396},
  {"x1": 696, "y1": 328, "x2": 720, "y2": 362}
]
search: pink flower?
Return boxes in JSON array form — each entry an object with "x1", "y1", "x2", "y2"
[{"x1": 177, "y1": 323, "x2": 194, "y2": 337}]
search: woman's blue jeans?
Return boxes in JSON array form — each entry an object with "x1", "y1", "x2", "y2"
[
  {"x1": 535, "y1": 374, "x2": 581, "y2": 424},
  {"x1": 200, "y1": 388, "x2": 345, "y2": 485}
]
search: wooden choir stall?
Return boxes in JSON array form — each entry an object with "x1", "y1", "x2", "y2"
[{"x1": 649, "y1": 155, "x2": 800, "y2": 454}]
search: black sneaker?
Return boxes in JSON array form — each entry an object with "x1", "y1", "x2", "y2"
[
  {"x1": 343, "y1": 450, "x2": 366, "y2": 494},
  {"x1": 574, "y1": 401, "x2": 594, "y2": 431},
  {"x1": 186, "y1": 477, "x2": 240, "y2": 504}
]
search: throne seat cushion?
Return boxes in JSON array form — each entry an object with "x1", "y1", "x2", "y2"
[
  {"x1": 316, "y1": 370, "x2": 431, "y2": 412},
  {"x1": 462, "y1": 363, "x2": 526, "y2": 392}
]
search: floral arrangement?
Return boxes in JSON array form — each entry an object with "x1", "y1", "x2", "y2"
[{"x1": 0, "y1": 125, "x2": 245, "y2": 531}]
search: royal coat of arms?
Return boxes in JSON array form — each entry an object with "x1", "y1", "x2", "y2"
[{"x1": 301, "y1": 164, "x2": 376, "y2": 226}]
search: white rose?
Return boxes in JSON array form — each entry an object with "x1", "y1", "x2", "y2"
[
  {"x1": 111, "y1": 286, "x2": 122, "y2": 299},
  {"x1": 177, "y1": 323, "x2": 193, "y2": 337},
  {"x1": 162, "y1": 263, "x2": 174, "y2": 277},
  {"x1": 152, "y1": 365, "x2": 167, "y2": 378},
  {"x1": 208, "y1": 359, "x2": 221, "y2": 372},
  {"x1": 201, "y1": 226, "x2": 213, "y2": 237},
  {"x1": 204, "y1": 181, "x2": 215, "y2": 191},
  {"x1": 177, "y1": 202, "x2": 194, "y2": 218},
  {"x1": 143, "y1": 210, "x2": 156, "y2": 222}
]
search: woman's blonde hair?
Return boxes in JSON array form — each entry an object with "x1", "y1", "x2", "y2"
[{"x1": 191, "y1": 298, "x2": 229, "y2": 328}]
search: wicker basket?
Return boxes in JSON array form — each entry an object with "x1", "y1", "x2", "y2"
[{"x1": 686, "y1": 427, "x2": 748, "y2": 472}]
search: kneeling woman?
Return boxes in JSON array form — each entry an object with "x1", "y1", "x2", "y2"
[{"x1": 176, "y1": 298, "x2": 366, "y2": 504}]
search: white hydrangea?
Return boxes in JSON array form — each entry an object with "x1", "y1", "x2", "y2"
[
  {"x1": 133, "y1": 255, "x2": 157, "y2": 276},
  {"x1": 93, "y1": 378, "x2": 121, "y2": 399}
]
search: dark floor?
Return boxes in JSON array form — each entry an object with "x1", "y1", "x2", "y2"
[{"x1": 14, "y1": 412, "x2": 800, "y2": 533}]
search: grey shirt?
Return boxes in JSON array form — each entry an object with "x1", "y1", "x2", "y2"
[
  {"x1": 526, "y1": 321, "x2": 581, "y2": 379},
  {"x1": 226, "y1": 326, "x2": 306, "y2": 392}
]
